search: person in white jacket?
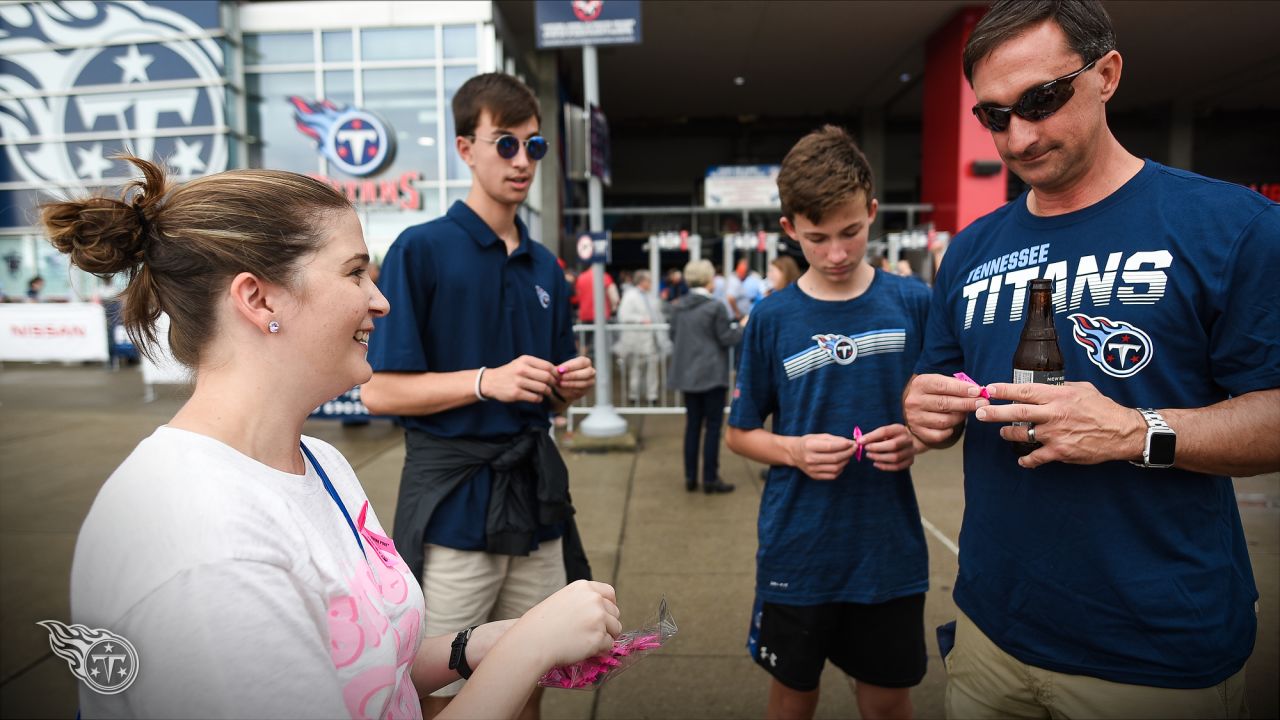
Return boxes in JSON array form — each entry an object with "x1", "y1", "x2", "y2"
[{"x1": 613, "y1": 270, "x2": 670, "y2": 403}]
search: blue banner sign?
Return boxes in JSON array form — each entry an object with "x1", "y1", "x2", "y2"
[
  {"x1": 535, "y1": 0, "x2": 642, "y2": 49},
  {"x1": 574, "y1": 232, "x2": 611, "y2": 265},
  {"x1": 311, "y1": 386, "x2": 383, "y2": 421},
  {"x1": 589, "y1": 105, "x2": 612, "y2": 185}
]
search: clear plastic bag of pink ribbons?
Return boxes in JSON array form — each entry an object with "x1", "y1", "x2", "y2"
[{"x1": 538, "y1": 596, "x2": 677, "y2": 690}]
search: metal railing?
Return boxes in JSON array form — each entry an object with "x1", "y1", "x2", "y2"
[{"x1": 566, "y1": 322, "x2": 735, "y2": 431}]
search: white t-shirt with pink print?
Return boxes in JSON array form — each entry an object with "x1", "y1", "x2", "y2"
[{"x1": 71, "y1": 427, "x2": 426, "y2": 719}]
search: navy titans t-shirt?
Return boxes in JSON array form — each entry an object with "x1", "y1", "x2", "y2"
[
  {"x1": 368, "y1": 202, "x2": 576, "y2": 550},
  {"x1": 916, "y1": 161, "x2": 1279, "y2": 688},
  {"x1": 730, "y1": 272, "x2": 931, "y2": 605}
]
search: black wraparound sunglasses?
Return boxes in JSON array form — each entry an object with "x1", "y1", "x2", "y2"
[
  {"x1": 972, "y1": 58, "x2": 1099, "y2": 132},
  {"x1": 468, "y1": 134, "x2": 549, "y2": 161}
]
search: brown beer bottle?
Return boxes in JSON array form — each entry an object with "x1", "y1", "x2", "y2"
[{"x1": 1012, "y1": 278, "x2": 1064, "y2": 454}]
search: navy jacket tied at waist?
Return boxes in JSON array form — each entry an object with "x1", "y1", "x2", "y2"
[{"x1": 392, "y1": 428, "x2": 591, "y2": 584}]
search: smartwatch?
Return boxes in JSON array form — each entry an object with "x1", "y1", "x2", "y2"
[
  {"x1": 448, "y1": 625, "x2": 479, "y2": 679},
  {"x1": 1132, "y1": 408, "x2": 1176, "y2": 468}
]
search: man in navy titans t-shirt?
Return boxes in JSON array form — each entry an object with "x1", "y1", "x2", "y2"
[{"x1": 905, "y1": 3, "x2": 1279, "y2": 718}]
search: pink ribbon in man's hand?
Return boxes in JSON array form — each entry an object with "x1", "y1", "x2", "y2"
[{"x1": 953, "y1": 372, "x2": 991, "y2": 399}]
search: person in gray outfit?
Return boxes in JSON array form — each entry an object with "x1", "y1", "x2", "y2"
[{"x1": 669, "y1": 259, "x2": 744, "y2": 493}]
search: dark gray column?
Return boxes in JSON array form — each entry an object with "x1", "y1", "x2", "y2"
[{"x1": 1168, "y1": 98, "x2": 1194, "y2": 172}]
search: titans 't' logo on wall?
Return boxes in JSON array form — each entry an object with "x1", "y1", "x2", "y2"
[
  {"x1": 0, "y1": 1, "x2": 227, "y2": 194},
  {"x1": 288, "y1": 97, "x2": 396, "y2": 178}
]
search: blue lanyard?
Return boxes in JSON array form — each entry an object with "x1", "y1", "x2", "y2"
[{"x1": 300, "y1": 443, "x2": 363, "y2": 554}]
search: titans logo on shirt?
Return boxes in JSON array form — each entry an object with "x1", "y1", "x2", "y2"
[
  {"x1": 783, "y1": 329, "x2": 906, "y2": 380},
  {"x1": 1068, "y1": 313, "x2": 1154, "y2": 378}
]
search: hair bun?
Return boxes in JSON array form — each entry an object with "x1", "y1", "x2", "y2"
[{"x1": 40, "y1": 155, "x2": 167, "y2": 276}]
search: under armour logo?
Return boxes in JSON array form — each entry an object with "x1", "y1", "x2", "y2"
[{"x1": 759, "y1": 645, "x2": 778, "y2": 667}]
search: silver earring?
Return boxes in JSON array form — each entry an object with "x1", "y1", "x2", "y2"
[{"x1": 268, "y1": 321, "x2": 280, "y2": 334}]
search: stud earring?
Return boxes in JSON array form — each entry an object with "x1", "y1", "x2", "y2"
[{"x1": 268, "y1": 321, "x2": 280, "y2": 334}]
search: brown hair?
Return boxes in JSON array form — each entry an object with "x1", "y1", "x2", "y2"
[
  {"x1": 40, "y1": 156, "x2": 350, "y2": 368},
  {"x1": 770, "y1": 255, "x2": 802, "y2": 289},
  {"x1": 452, "y1": 72, "x2": 541, "y2": 138},
  {"x1": 963, "y1": 0, "x2": 1115, "y2": 84},
  {"x1": 777, "y1": 125, "x2": 874, "y2": 224}
]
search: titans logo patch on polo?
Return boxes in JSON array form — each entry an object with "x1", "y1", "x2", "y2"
[
  {"x1": 1068, "y1": 314, "x2": 1154, "y2": 378},
  {"x1": 535, "y1": 285, "x2": 551, "y2": 309},
  {"x1": 783, "y1": 329, "x2": 906, "y2": 380}
]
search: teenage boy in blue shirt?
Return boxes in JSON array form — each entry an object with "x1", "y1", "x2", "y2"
[
  {"x1": 362, "y1": 73, "x2": 597, "y2": 720},
  {"x1": 726, "y1": 125, "x2": 931, "y2": 720}
]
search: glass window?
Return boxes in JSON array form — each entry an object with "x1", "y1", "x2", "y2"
[
  {"x1": 363, "y1": 68, "x2": 440, "y2": 181},
  {"x1": 246, "y1": 72, "x2": 323, "y2": 174},
  {"x1": 363, "y1": 194, "x2": 440, "y2": 258},
  {"x1": 444, "y1": 66, "x2": 478, "y2": 180},
  {"x1": 421, "y1": 185, "x2": 442, "y2": 218},
  {"x1": 244, "y1": 32, "x2": 313, "y2": 66},
  {"x1": 322, "y1": 31, "x2": 353, "y2": 63},
  {"x1": 446, "y1": 186, "x2": 469, "y2": 207},
  {"x1": 1, "y1": 190, "x2": 54, "y2": 229},
  {"x1": 361, "y1": 27, "x2": 435, "y2": 62},
  {"x1": 323, "y1": 71, "x2": 355, "y2": 106},
  {"x1": 220, "y1": 37, "x2": 240, "y2": 78},
  {"x1": 0, "y1": 235, "x2": 34, "y2": 299},
  {"x1": 442, "y1": 25, "x2": 477, "y2": 59},
  {"x1": 35, "y1": 240, "x2": 73, "y2": 298}
]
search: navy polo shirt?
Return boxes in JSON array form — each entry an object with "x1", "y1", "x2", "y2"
[{"x1": 369, "y1": 201, "x2": 577, "y2": 550}]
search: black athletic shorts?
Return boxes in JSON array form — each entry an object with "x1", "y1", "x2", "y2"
[{"x1": 746, "y1": 593, "x2": 927, "y2": 692}]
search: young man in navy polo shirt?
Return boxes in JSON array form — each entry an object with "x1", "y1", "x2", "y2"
[{"x1": 362, "y1": 73, "x2": 596, "y2": 720}]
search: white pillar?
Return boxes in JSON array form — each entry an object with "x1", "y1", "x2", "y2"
[{"x1": 578, "y1": 45, "x2": 626, "y2": 438}]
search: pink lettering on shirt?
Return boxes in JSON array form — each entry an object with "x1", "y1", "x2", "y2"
[
  {"x1": 342, "y1": 664, "x2": 397, "y2": 719},
  {"x1": 327, "y1": 502, "x2": 424, "y2": 718}
]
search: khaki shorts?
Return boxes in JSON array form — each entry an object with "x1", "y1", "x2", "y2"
[
  {"x1": 944, "y1": 610, "x2": 1249, "y2": 719},
  {"x1": 422, "y1": 538, "x2": 566, "y2": 697}
]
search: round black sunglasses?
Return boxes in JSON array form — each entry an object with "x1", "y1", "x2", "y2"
[
  {"x1": 972, "y1": 58, "x2": 1099, "y2": 132},
  {"x1": 468, "y1": 134, "x2": 549, "y2": 161}
]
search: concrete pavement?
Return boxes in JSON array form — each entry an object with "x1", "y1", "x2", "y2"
[{"x1": 1, "y1": 363, "x2": 1276, "y2": 718}]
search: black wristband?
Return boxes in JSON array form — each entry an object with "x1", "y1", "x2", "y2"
[{"x1": 447, "y1": 625, "x2": 478, "y2": 680}]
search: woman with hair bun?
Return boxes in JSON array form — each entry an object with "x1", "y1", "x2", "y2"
[{"x1": 50, "y1": 158, "x2": 621, "y2": 719}]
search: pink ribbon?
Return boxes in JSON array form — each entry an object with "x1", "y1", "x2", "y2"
[
  {"x1": 853, "y1": 426, "x2": 864, "y2": 462},
  {"x1": 356, "y1": 501, "x2": 400, "y2": 568},
  {"x1": 953, "y1": 372, "x2": 990, "y2": 399},
  {"x1": 542, "y1": 633, "x2": 663, "y2": 689}
]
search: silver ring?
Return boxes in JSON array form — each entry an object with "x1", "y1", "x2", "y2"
[{"x1": 1027, "y1": 425, "x2": 1037, "y2": 443}]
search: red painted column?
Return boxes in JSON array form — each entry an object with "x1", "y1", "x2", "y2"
[{"x1": 921, "y1": 6, "x2": 1007, "y2": 234}]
